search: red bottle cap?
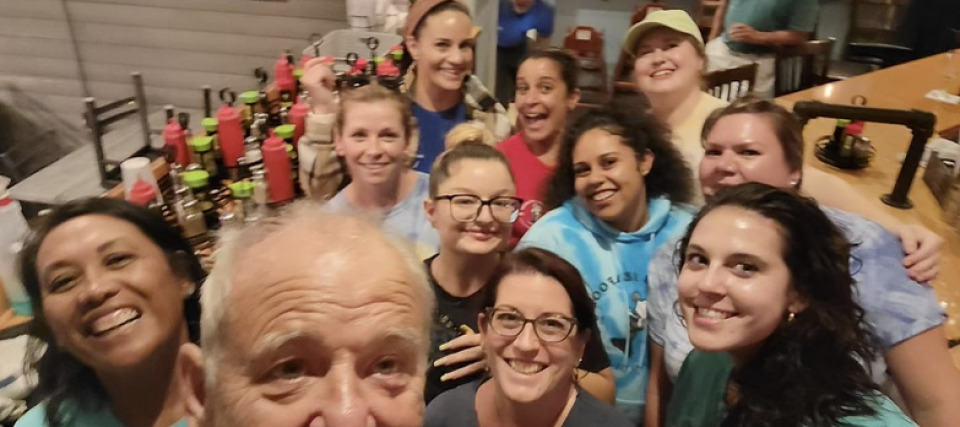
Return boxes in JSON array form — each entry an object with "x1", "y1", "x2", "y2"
[
  {"x1": 162, "y1": 118, "x2": 182, "y2": 138},
  {"x1": 128, "y1": 179, "x2": 157, "y2": 206},
  {"x1": 377, "y1": 59, "x2": 400, "y2": 77},
  {"x1": 263, "y1": 129, "x2": 285, "y2": 150},
  {"x1": 845, "y1": 121, "x2": 865, "y2": 136}
]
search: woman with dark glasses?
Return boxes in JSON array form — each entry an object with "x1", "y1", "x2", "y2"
[
  {"x1": 424, "y1": 248, "x2": 631, "y2": 427},
  {"x1": 422, "y1": 142, "x2": 614, "y2": 404}
]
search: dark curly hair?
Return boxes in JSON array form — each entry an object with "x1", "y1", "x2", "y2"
[
  {"x1": 544, "y1": 99, "x2": 693, "y2": 209},
  {"x1": 18, "y1": 198, "x2": 205, "y2": 427},
  {"x1": 676, "y1": 183, "x2": 880, "y2": 427}
]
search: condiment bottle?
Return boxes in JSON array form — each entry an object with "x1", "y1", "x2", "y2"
[
  {"x1": 275, "y1": 52, "x2": 297, "y2": 94},
  {"x1": 182, "y1": 170, "x2": 218, "y2": 229},
  {"x1": 290, "y1": 95, "x2": 309, "y2": 149},
  {"x1": 228, "y1": 180, "x2": 255, "y2": 221},
  {"x1": 250, "y1": 168, "x2": 270, "y2": 223},
  {"x1": 831, "y1": 119, "x2": 850, "y2": 150},
  {"x1": 180, "y1": 199, "x2": 208, "y2": 242},
  {"x1": 202, "y1": 117, "x2": 224, "y2": 176},
  {"x1": 841, "y1": 121, "x2": 864, "y2": 158},
  {"x1": 128, "y1": 179, "x2": 165, "y2": 217},
  {"x1": 190, "y1": 136, "x2": 219, "y2": 178},
  {"x1": 163, "y1": 118, "x2": 190, "y2": 167},
  {"x1": 217, "y1": 98, "x2": 245, "y2": 172},
  {"x1": 240, "y1": 91, "x2": 260, "y2": 130},
  {"x1": 262, "y1": 130, "x2": 295, "y2": 204}
]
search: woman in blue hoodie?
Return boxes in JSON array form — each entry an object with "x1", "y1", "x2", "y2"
[{"x1": 517, "y1": 103, "x2": 695, "y2": 423}]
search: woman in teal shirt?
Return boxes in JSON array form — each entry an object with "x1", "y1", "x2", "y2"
[
  {"x1": 15, "y1": 198, "x2": 203, "y2": 427},
  {"x1": 666, "y1": 183, "x2": 917, "y2": 427}
]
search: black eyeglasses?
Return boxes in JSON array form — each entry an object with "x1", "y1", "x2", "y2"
[
  {"x1": 485, "y1": 307, "x2": 578, "y2": 343},
  {"x1": 434, "y1": 194, "x2": 523, "y2": 223}
]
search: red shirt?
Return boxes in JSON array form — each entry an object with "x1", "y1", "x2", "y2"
[{"x1": 497, "y1": 133, "x2": 556, "y2": 247}]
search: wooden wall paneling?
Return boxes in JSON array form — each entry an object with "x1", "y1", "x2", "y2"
[
  {"x1": 0, "y1": 0, "x2": 349, "y2": 134},
  {"x1": 71, "y1": 0, "x2": 348, "y2": 20},
  {"x1": 0, "y1": 0, "x2": 66, "y2": 20},
  {"x1": 0, "y1": 36, "x2": 78, "y2": 60},
  {"x1": 0, "y1": 17, "x2": 71, "y2": 40},
  {"x1": 83, "y1": 63, "x2": 259, "y2": 95},
  {"x1": 71, "y1": 22, "x2": 314, "y2": 58},
  {"x1": 0, "y1": 56, "x2": 80, "y2": 80},
  {"x1": 66, "y1": 2, "x2": 345, "y2": 39}
]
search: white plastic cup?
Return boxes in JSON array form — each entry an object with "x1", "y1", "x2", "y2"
[{"x1": 121, "y1": 157, "x2": 162, "y2": 203}]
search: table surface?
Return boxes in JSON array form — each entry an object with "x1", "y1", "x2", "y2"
[{"x1": 777, "y1": 52, "x2": 960, "y2": 341}]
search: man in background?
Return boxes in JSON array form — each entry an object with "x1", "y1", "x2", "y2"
[
  {"x1": 497, "y1": 0, "x2": 555, "y2": 104},
  {"x1": 706, "y1": 0, "x2": 818, "y2": 97}
]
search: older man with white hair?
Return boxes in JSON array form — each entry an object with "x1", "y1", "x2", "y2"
[{"x1": 178, "y1": 204, "x2": 434, "y2": 427}]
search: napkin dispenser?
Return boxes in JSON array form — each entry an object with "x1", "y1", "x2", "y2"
[{"x1": 792, "y1": 101, "x2": 936, "y2": 210}]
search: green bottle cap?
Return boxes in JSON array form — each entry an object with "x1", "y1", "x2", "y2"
[
  {"x1": 240, "y1": 91, "x2": 260, "y2": 105},
  {"x1": 189, "y1": 136, "x2": 214, "y2": 152},
  {"x1": 182, "y1": 170, "x2": 210, "y2": 189},
  {"x1": 294, "y1": 69, "x2": 304, "y2": 79},
  {"x1": 201, "y1": 117, "x2": 218, "y2": 132},
  {"x1": 836, "y1": 119, "x2": 851, "y2": 127},
  {"x1": 229, "y1": 181, "x2": 255, "y2": 198},
  {"x1": 275, "y1": 124, "x2": 296, "y2": 140}
]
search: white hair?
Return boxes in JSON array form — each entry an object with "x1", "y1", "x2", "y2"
[{"x1": 199, "y1": 200, "x2": 434, "y2": 383}]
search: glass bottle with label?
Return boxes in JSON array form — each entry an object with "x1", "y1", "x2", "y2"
[
  {"x1": 190, "y1": 136, "x2": 219, "y2": 179},
  {"x1": 182, "y1": 170, "x2": 218, "y2": 229},
  {"x1": 180, "y1": 199, "x2": 208, "y2": 244}
]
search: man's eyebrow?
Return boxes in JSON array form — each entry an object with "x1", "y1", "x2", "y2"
[
  {"x1": 250, "y1": 330, "x2": 311, "y2": 360},
  {"x1": 379, "y1": 326, "x2": 425, "y2": 346},
  {"x1": 249, "y1": 327, "x2": 424, "y2": 358}
]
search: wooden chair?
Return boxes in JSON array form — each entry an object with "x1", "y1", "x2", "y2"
[
  {"x1": 829, "y1": 0, "x2": 911, "y2": 80},
  {"x1": 563, "y1": 26, "x2": 609, "y2": 107},
  {"x1": 83, "y1": 72, "x2": 159, "y2": 189},
  {"x1": 774, "y1": 38, "x2": 835, "y2": 97},
  {"x1": 705, "y1": 62, "x2": 757, "y2": 102},
  {"x1": 696, "y1": 0, "x2": 723, "y2": 40}
]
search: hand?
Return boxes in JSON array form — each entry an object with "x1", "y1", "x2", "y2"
[
  {"x1": 898, "y1": 224, "x2": 943, "y2": 283},
  {"x1": 727, "y1": 23, "x2": 762, "y2": 44},
  {"x1": 300, "y1": 57, "x2": 338, "y2": 114},
  {"x1": 434, "y1": 333, "x2": 486, "y2": 382}
]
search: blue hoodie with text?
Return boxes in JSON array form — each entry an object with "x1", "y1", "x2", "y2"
[{"x1": 517, "y1": 197, "x2": 694, "y2": 424}]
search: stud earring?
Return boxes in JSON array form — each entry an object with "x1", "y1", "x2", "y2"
[{"x1": 787, "y1": 312, "x2": 796, "y2": 323}]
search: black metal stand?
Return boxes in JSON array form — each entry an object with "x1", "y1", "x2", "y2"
[{"x1": 792, "y1": 101, "x2": 937, "y2": 210}]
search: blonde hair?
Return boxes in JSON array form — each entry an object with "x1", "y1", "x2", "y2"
[
  {"x1": 335, "y1": 83, "x2": 415, "y2": 139},
  {"x1": 444, "y1": 122, "x2": 497, "y2": 150}
]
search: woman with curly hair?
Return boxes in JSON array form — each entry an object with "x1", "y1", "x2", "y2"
[
  {"x1": 667, "y1": 182, "x2": 916, "y2": 427},
  {"x1": 645, "y1": 98, "x2": 958, "y2": 427},
  {"x1": 15, "y1": 198, "x2": 204, "y2": 427},
  {"x1": 517, "y1": 102, "x2": 695, "y2": 423}
]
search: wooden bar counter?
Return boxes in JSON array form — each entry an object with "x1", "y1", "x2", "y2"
[{"x1": 777, "y1": 53, "x2": 960, "y2": 341}]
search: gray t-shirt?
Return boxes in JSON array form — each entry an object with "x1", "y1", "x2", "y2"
[
  {"x1": 326, "y1": 171, "x2": 439, "y2": 259},
  {"x1": 424, "y1": 379, "x2": 634, "y2": 427}
]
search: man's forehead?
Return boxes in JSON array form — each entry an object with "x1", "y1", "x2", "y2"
[{"x1": 229, "y1": 224, "x2": 415, "y2": 297}]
